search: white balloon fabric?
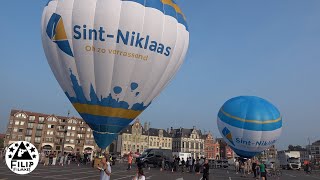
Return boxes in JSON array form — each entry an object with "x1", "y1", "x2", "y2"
[
  {"x1": 217, "y1": 96, "x2": 282, "y2": 158},
  {"x1": 41, "y1": 0, "x2": 189, "y2": 148}
]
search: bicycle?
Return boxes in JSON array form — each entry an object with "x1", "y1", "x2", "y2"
[{"x1": 267, "y1": 169, "x2": 282, "y2": 178}]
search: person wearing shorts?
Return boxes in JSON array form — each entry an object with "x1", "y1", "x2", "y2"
[{"x1": 259, "y1": 162, "x2": 267, "y2": 180}]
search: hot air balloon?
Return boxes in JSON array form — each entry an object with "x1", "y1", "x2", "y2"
[
  {"x1": 41, "y1": 0, "x2": 189, "y2": 149},
  {"x1": 217, "y1": 96, "x2": 282, "y2": 158}
]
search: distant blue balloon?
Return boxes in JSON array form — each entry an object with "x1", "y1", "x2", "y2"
[
  {"x1": 130, "y1": 82, "x2": 138, "y2": 91},
  {"x1": 113, "y1": 86, "x2": 122, "y2": 94},
  {"x1": 217, "y1": 96, "x2": 282, "y2": 158},
  {"x1": 135, "y1": 92, "x2": 140, "y2": 96}
]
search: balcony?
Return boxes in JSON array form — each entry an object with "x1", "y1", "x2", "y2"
[
  {"x1": 57, "y1": 128, "x2": 66, "y2": 132},
  {"x1": 77, "y1": 130, "x2": 86, "y2": 134}
]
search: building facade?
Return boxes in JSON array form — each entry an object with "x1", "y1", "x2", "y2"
[
  {"x1": 4, "y1": 110, "x2": 97, "y2": 154},
  {"x1": 258, "y1": 145, "x2": 278, "y2": 160},
  {"x1": 170, "y1": 127, "x2": 205, "y2": 159},
  {"x1": 117, "y1": 120, "x2": 172, "y2": 156},
  {"x1": 203, "y1": 133, "x2": 220, "y2": 160},
  {"x1": 307, "y1": 140, "x2": 320, "y2": 163},
  {"x1": 216, "y1": 138, "x2": 234, "y2": 159}
]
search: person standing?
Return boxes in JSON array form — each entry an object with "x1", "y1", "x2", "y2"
[
  {"x1": 259, "y1": 162, "x2": 267, "y2": 180},
  {"x1": 127, "y1": 152, "x2": 133, "y2": 170},
  {"x1": 98, "y1": 154, "x2": 111, "y2": 180},
  {"x1": 132, "y1": 168, "x2": 145, "y2": 180},
  {"x1": 252, "y1": 160, "x2": 257, "y2": 179},
  {"x1": 235, "y1": 159, "x2": 240, "y2": 174},
  {"x1": 202, "y1": 159, "x2": 210, "y2": 180},
  {"x1": 195, "y1": 158, "x2": 200, "y2": 174},
  {"x1": 189, "y1": 157, "x2": 193, "y2": 173},
  {"x1": 181, "y1": 158, "x2": 185, "y2": 173}
]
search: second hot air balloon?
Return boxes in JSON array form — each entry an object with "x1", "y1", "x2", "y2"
[
  {"x1": 41, "y1": 0, "x2": 189, "y2": 149},
  {"x1": 217, "y1": 96, "x2": 282, "y2": 158}
]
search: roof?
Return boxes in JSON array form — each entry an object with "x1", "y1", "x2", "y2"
[
  {"x1": 120, "y1": 122, "x2": 171, "y2": 137},
  {"x1": 312, "y1": 140, "x2": 320, "y2": 145},
  {"x1": 0, "y1": 134, "x2": 5, "y2": 139},
  {"x1": 10, "y1": 109, "x2": 82, "y2": 121},
  {"x1": 170, "y1": 128, "x2": 203, "y2": 138}
]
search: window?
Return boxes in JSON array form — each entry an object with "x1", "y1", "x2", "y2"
[
  {"x1": 45, "y1": 137, "x2": 53, "y2": 142},
  {"x1": 12, "y1": 134, "x2": 17, "y2": 139},
  {"x1": 35, "y1": 137, "x2": 41, "y2": 143},
  {"x1": 72, "y1": 127, "x2": 76, "y2": 130},
  {"x1": 20, "y1": 121, "x2": 25, "y2": 125},
  {"x1": 37, "y1": 124, "x2": 43, "y2": 129},
  {"x1": 39, "y1": 117, "x2": 44, "y2": 123},
  {"x1": 48, "y1": 124, "x2": 54, "y2": 128},
  {"x1": 27, "y1": 123, "x2": 34, "y2": 129},
  {"x1": 13, "y1": 127, "x2": 18, "y2": 132},
  {"x1": 67, "y1": 126, "x2": 71, "y2": 130},
  {"x1": 15, "y1": 113, "x2": 27, "y2": 118},
  {"x1": 86, "y1": 134, "x2": 90, "y2": 138},
  {"x1": 47, "y1": 117, "x2": 57, "y2": 122},
  {"x1": 9, "y1": 120, "x2": 13, "y2": 124},
  {"x1": 18, "y1": 135, "x2": 23, "y2": 141},
  {"x1": 15, "y1": 121, "x2": 20, "y2": 125},
  {"x1": 26, "y1": 129, "x2": 32, "y2": 136},
  {"x1": 70, "y1": 139, "x2": 74, "y2": 143},
  {"x1": 29, "y1": 116, "x2": 35, "y2": 121},
  {"x1": 47, "y1": 131, "x2": 54, "y2": 135},
  {"x1": 36, "y1": 130, "x2": 42, "y2": 136},
  {"x1": 25, "y1": 136, "x2": 31, "y2": 142}
]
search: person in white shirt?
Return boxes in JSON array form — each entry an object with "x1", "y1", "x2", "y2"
[
  {"x1": 98, "y1": 154, "x2": 111, "y2": 180},
  {"x1": 132, "y1": 168, "x2": 145, "y2": 180}
]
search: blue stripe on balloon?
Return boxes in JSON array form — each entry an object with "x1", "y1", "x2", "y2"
[
  {"x1": 93, "y1": 131, "x2": 118, "y2": 149},
  {"x1": 222, "y1": 96, "x2": 281, "y2": 121},
  {"x1": 177, "y1": 13, "x2": 189, "y2": 30},
  {"x1": 146, "y1": 0, "x2": 164, "y2": 13},
  {"x1": 163, "y1": 4, "x2": 177, "y2": 19},
  {"x1": 218, "y1": 111, "x2": 282, "y2": 131},
  {"x1": 230, "y1": 146, "x2": 259, "y2": 158},
  {"x1": 79, "y1": 113, "x2": 133, "y2": 127},
  {"x1": 121, "y1": 0, "x2": 188, "y2": 31}
]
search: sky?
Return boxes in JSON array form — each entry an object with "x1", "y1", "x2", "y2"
[{"x1": 0, "y1": 0, "x2": 320, "y2": 151}]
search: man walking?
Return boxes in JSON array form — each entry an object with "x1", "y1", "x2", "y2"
[{"x1": 202, "y1": 159, "x2": 210, "y2": 180}]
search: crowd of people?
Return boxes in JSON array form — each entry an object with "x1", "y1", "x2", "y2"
[
  {"x1": 40, "y1": 151, "x2": 92, "y2": 166},
  {"x1": 234, "y1": 158, "x2": 272, "y2": 180}
]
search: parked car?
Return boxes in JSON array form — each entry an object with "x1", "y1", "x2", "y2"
[{"x1": 136, "y1": 149, "x2": 173, "y2": 168}]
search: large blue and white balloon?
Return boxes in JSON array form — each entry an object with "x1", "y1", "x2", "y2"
[
  {"x1": 42, "y1": 0, "x2": 189, "y2": 149},
  {"x1": 217, "y1": 96, "x2": 282, "y2": 158}
]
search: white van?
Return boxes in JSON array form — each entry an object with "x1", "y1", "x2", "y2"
[{"x1": 172, "y1": 152, "x2": 192, "y2": 165}]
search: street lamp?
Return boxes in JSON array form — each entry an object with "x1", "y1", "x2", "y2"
[{"x1": 61, "y1": 110, "x2": 70, "y2": 155}]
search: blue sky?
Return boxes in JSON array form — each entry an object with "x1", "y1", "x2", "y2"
[{"x1": 1, "y1": 0, "x2": 320, "y2": 150}]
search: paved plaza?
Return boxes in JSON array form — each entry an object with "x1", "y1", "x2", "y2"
[{"x1": 0, "y1": 162, "x2": 320, "y2": 180}]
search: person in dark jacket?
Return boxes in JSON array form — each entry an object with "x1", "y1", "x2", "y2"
[
  {"x1": 181, "y1": 158, "x2": 185, "y2": 172},
  {"x1": 202, "y1": 159, "x2": 210, "y2": 180}
]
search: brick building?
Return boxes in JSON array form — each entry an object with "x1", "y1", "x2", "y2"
[
  {"x1": 4, "y1": 110, "x2": 97, "y2": 154},
  {"x1": 217, "y1": 138, "x2": 234, "y2": 159},
  {"x1": 203, "y1": 132, "x2": 220, "y2": 160}
]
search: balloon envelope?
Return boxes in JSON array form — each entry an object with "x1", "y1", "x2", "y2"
[
  {"x1": 42, "y1": 0, "x2": 189, "y2": 149},
  {"x1": 217, "y1": 96, "x2": 282, "y2": 158}
]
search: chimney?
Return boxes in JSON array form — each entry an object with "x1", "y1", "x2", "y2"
[{"x1": 144, "y1": 122, "x2": 148, "y2": 130}]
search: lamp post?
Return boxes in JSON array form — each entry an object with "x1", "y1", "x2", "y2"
[{"x1": 61, "y1": 110, "x2": 70, "y2": 156}]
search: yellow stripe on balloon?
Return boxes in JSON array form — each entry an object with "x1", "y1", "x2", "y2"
[
  {"x1": 161, "y1": 0, "x2": 186, "y2": 20},
  {"x1": 220, "y1": 108, "x2": 282, "y2": 124},
  {"x1": 53, "y1": 18, "x2": 67, "y2": 40},
  {"x1": 72, "y1": 103, "x2": 142, "y2": 119}
]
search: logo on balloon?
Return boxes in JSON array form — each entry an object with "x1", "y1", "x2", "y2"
[
  {"x1": 222, "y1": 127, "x2": 235, "y2": 146},
  {"x1": 46, "y1": 13, "x2": 74, "y2": 57}
]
